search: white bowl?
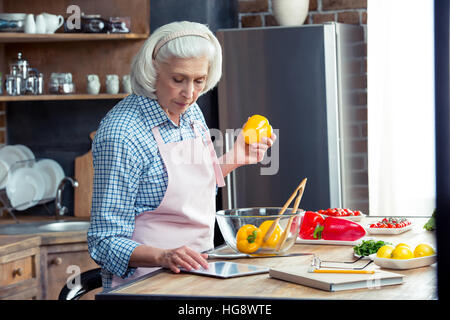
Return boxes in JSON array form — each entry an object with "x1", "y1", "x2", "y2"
[
  {"x1": 0, "y1": 13, "x2": 25, "y2": 32},
  {"x1": 374, "y1": 254, "x2": 437, "y2": 270},
  {"x1": 34, "y1": 159, "x2": 65, "y2": 199},
  {"x1": 6, "y1": 167, "x2": 46, "y2": 211}
]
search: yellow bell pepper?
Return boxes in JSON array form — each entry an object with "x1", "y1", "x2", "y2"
[
  {"x1": 236, "y1": 224, "x2": 263, "y2": 254},
  {"x1": 259, "y1": 220, "x2": 282, "y2": 248},
  {"x1": 242, "y1": 115, "x2": 273, "y2": 144}
]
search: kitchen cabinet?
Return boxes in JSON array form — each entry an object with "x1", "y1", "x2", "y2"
[
  {"x1": 0, "y1": 235, "x2": 41, "y2": 300},
  {"x1": 40, "y1": 238, "x2": 98, "y2": 300},
  {"x1": 0, "y1": 216, "x2": 99, "y2": 300},
  {"x1": 0, "y1": 0, "x2": 150, "y2": 100},
  {"x1": 0, "y1": 0, "x2": 150, "y2": 215}
]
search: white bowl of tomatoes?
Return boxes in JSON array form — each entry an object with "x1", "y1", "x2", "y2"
[
  {"x1": 317, "y1": 208, "x2": 365, "y2": 222},
  {"x1": 366, "y1": 217, "x2": 412, "y2": 235}
]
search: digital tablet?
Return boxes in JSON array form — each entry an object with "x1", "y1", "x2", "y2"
[{"x1": 179, "y1": 261, "x2": 269, "y2": 279}]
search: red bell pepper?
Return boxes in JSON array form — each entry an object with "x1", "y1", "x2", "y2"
[
  {"x1": 299, "y1": 211, "x2": 325, "y2": 239},
  {"x1": 314, "y1": 216, "x2": 366, "y2": 241}
]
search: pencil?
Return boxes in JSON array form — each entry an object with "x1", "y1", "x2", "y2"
[{"x1": 311, "y1": 269, "x2": 375, "y2": 274}]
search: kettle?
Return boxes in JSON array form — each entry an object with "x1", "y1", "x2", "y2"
[{"x1": 9, "y1": 52, "x2": 29, "y2": 79}]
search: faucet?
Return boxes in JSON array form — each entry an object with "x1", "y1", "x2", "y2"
[{"x1": 55, "y1": 177, "x2": 79, "y2": 219}]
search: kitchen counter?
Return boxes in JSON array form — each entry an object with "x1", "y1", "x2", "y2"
[
  {"x1": 97, "y1": 217, "x2": 436, "y2": 300},
  {"x1": 0, "y1": 214, "x2": 90, "y2": 245},
  {"x1": 0, "y1": 234, "x2": 41, "y2": 256}
]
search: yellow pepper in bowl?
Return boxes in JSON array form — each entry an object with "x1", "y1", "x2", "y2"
[
  {"x1": 259, "y1": 220, "x2": 282, "y2": 248},
  {"x1": 236, "y1": 224, "x2": 263, "y2": 253}
]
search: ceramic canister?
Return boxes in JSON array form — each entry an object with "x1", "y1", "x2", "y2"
[
  {"x1": 86, "y1": 74, "x2": 101, "y2": 94},
  {"x1": 106, "y1": 74, "x2": 119, "y2": 94}
]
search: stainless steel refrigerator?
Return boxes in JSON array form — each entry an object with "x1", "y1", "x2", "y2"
[{"x1": 216, "y1": 22, "x2": 365, "y2": 211}]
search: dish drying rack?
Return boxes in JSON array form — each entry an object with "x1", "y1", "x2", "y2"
[{"x1": 0, "y1": 159, "x2": 64, "y2": 223}]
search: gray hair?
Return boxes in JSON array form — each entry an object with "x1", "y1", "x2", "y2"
[{"x1": 130, "y1": 21, "x2": 222, "y2": 99}]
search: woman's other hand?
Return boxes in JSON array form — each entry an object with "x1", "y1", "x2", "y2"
[{"x1": 159, "y1": 245, "x2": 209, "y2": 273}]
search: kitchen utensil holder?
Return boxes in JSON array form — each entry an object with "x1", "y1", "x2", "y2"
[{"x1": 0, "y1": 159, "x2": 62, "y2": 223}]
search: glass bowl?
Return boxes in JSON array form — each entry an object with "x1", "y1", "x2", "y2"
[{"x1": 216, "y1": 207, "x2": 303, "y2": 254}]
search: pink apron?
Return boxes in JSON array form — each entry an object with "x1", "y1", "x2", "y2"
[{"x1": 112, "y1": 120, "x2": 225, "y2": 287}]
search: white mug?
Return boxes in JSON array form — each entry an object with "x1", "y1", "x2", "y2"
[
  {"x1": 122, "y1": 75, "x2": 132, "y2": 93},
  {"x1": 24, "y1": 14, "x2": 36, "y2": 34},
  {"x1": 86, "y1": 74, "x2": 101, "y2": 94},
  {"x1": 106, "y1": 74, "x2": 119, "y2": 94},
  {"x1": 41, "y1": 13, "x2": 64, "y2": 34},
  {"x1": 35, "y1": 14, "x2": 46, "y2": 34}
]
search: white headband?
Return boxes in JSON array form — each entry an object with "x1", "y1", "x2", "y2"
[{"x1": 152, "y1": 30, "x2": 210, "y2": 59}]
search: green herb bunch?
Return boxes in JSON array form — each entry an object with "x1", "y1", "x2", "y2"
[{"x1": 353, "y1": 240, "x2": 392, "y2": 257}]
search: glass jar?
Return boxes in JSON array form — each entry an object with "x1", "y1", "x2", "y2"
[{"x1": 5, "y1": 74, "x2": 21, "y2": 96}]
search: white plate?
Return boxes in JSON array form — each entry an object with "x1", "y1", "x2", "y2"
[
  {"x1": 34, "y1": 159, "x2": 65, "y2": 199},
  {"x1": 0, "y1": 145, "x2": 28, "y2": 189},
  {"x1": 0, "y1": 159, "x2": 10, "y2": 189},
  {"x1": 366, "y1": 223, "x2": 413, "y2": 235},
  {"x1": 15, "y1": 145, "x2": 35, "y2": 161},
  {"x1": 6, "y1": 167, "x2": 45, "y2": 210},
  {"x1": 374, "y1": 254, "x2": 437, "y2": 270},
  {"x1": 296, "y1": 237, "x2": 368, "y2": 246},
  {"x1": 0, "y1": 145, "x2": 25, "y2": 165},
  {"x1": 320, "y1": 212, "x2": 366, "y2": 222}
]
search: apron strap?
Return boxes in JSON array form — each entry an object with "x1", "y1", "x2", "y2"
[
  {"x1": 192, "y1": 121, "x2": 226, "y2": 188},
  {"x1": 151, "y1": 126, "x2": 165, "y2": 145}
]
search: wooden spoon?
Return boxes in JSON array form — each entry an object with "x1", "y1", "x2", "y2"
[{"x1": 262, "y1": 178, "x2": 307, "y2": 243}]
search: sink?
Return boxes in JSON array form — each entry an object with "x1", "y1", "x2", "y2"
[{"x1": 0, "y1": 220, "x2": 90, "y2": 235}]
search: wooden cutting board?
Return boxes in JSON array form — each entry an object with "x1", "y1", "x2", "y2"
[{"x1": 74, "y1": 131, "x2": 96, "y2": 218}]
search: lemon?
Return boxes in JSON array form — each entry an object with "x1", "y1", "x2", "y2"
[
  {"x1": 391, "y1": 246, "x2": 414, "y2": 259},
  {"x1": 395, "y1": 243, "x2": 411, "y2": 250},
  {"x1": 414, "y1": 244, "x2": 435, "y2": 257},
  {"x1": 376, "y1": 245, "x2": 395, "y2": 258}
]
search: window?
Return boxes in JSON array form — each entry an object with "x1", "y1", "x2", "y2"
[{"x1": 367, "y1": 0, "x2": 436, "y2": 216}]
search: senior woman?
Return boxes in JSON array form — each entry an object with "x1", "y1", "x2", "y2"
[{"x1": 87, "y1": 21, "x2": 276, "y2": 289}]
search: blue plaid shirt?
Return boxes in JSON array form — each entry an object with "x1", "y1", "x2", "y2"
[{"x1": 87, "y1": 94, "x2": 210, "y2": 289}]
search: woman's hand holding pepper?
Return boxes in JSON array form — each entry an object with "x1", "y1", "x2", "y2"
[
  {"x1": 233, "y1": 130, "x2": 276, "y2": 166},
  {"x1": 219, "y1": 121, "x2": 277, "y2": 177}
]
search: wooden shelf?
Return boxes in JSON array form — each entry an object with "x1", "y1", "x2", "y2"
[
  {"x1": 0, "y1": 93, "x2": 129, "y2": 102},
  {"x1": 0, "y1": 32, "x2": 148, "y2": 43}
]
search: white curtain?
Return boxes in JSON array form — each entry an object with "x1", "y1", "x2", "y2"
[{"x1": 367, "y1": 0, "x2": 436, "y2": 216}]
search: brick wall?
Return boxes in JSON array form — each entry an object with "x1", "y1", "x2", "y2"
[{"x1": 238, "y1": 0, "x2": 369, "y2": 212}]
